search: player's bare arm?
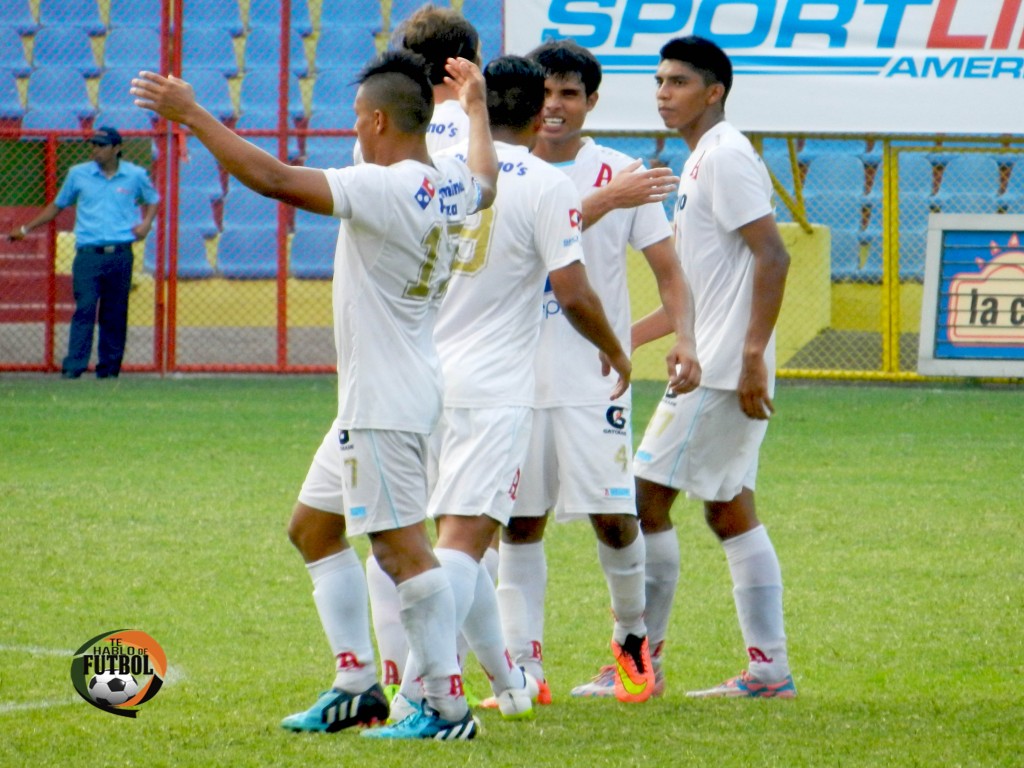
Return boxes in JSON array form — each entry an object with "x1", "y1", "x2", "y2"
[
  {"x1": 548, "y1": 261, "x2": 631, "y2": 399},
  {"x1": 581, "y1": 160, "x2": 679, "y2": 229},
  {"x1": 131, "y1": 71, "x2": 334, "y2": 215},
  {"x1": 642, "y1": 237, "x2": 700, "y2": 393},
  {"x1": 737, "y1": 213, "x2": 790, "y2": 420},
  {"x1": 443, "y1": 56, "x2": 499, "y2": 209}
]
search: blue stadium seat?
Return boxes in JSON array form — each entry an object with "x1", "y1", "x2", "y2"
[
  {"x1": 103, "y1": 27, "x2": 161, "y2": 71},
  {"x1": 240, "y1": 25, "x2": 305, "y2": 72},
  {"x1": 178, "y1": 139, "x2": 223, "y2": 199},
  {"x1": 307, "y1": 68, "x2": 359, "y2": 130},
  {"x1": 249, "y1": 0, "x2": 311, "y2": 36},
  {"x1": 180, "y1": 67, "x2": 235, "y2": 121},
  {"x1": 93, "y1": 106, "x2": 155, "y2": 131},
  {"x1": 23, "y1": 66, "x2": 94, "y2": 128},
  {"x1": 802, "y1": 154, "x2": 868, "y2": 280},
  {"x1": 934, "y1": 154, "x2": 1001, "y2": 214},
  {"x1": 236, "y1": 66, "x2": 304, "y2": 129},
  {"x1": 109, "y1": 0, "x2": 160, "y2": 29},
  {"x1": 304, "y1": 134, "x2": 357, "y2": 169},
  {"x1": 0, "y1": 27, "x2": 31, "y2": 75},
  {"x1": 798, "y1": 137, "x2": 865, "y2": 165},
  {"x1": 98, "y1": 67, "x2": 147, "y2": 114},
  {"x1": 291, "y1": 225, "x2": 337, "y2": 279},
  {"x1": 222, "y1": 180, "x2": 281, "y2": 230},
  {"x1": 319, "y1": 0, "x2": 379, "y2": 29},
  {"x1": 183, "y1": 1, "x2": 244, "y2": 35},
  {"x1": 182, "y1": 27, "x2": 239, "y2": 75},
  {"x1": 145, "y1": 225, "x2": 215, "y2": 278},
  {"x1": 37, "y1": 0, "x2": 105, "y2": 33},
  {"x1": 0, "y1": 69, "x2": 24, "y2": 120},
  {"x1": 217, "y1": 225, "x2": 281, "y2": 278},
  {"x1": 312, "y1": 24, "x2": 379, "y2": 72},
  {"x1": 2, "y1": 0, "x2": 40, "y2": 35},
  {"x1": 862, "y1": 154, "x2": 935, "y2": 281},
  {"x1": 29, "y1": 26, "x2": 101, "y2": 74},
  {"x1": 176, "y1": 191, "x2": 219, "y2": 236}
]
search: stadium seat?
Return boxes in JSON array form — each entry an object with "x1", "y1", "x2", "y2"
[
  {"x1": 318, "y1": 0, "x2": 379, "y2": 30},
  {"x1": 802, "y1": 154, "x2": 868, "y2": 280},
  {"x1": 798, "y1": 137, "x2": 865, "y2": 164},
  {"x1": 303, "y1": 134, "x2": 356, "y2": 169},
  {"x1": 934, "y1": 154, "x2": 1002, "y2": 214},
  {"x1": 103, "y1": 27, "x2": 161, "y2": 71},
  {"x1": 235, "y1": 66, "x2": 304, "y2": 129},
  {"x1": 182, "y1": 27, "x2": 239, "y2": 75},
  {"x1": 0, "y1": 27, "x2": 30, "y2": 75},
  {"x1": 240, "y1": 25, "x2": 306, "y2": 72},
  {"x1": 178, "y1": 140, "x2": 223, "y2": 199},
  {"x1": 249, "y1": 0, "x2": 311, "y2": 36},
  {"x1": 28, "y1": 26, "x2": 101, "y2": 73},
  {"x1": 0, "y1": 69, "x2": 24, "y2": 120},
  {"x1": 291, "y1": 217, "x2": 337, "y2": 279},
  {"x1": 180, "y1": 67, "x2": 235, "y2": 121},
  {"x1": 145, "y1": 224, "x2": 215, "y2": 279},
  {"x1": 23, "y1": 66, "x2": 95, "y2": 128},
  {"x1": 37, "y1": 0, "x2": 105, "y2": 33},
  {"x1": 312, "y1": 24, "x2": 379, "y2": 73},
  {"x1": 98, "y1": 67, "x2": 149, "y2": 116},
  {"x1": 307, "y1": 68, "x2": 359, "y2": 130},
  {"x1": 183, "y1": 1, "x2": 244, "y2": 35},
  {"x1": 222, "y1": 179, "x2": 282, "y2": 230},
  {"x1": 2, "y1": 0, "x2": 40, "y2": 35},
  {"x1": 108, "y1": 0, "x2": 160, "y2": 29},
  {"x1": 862, "y1": 154, "x2": 935, "y2": 281},
  {"x1": 217, "y1": 225, "x2": 281, "y2": 278},
  {"x1": 92, "y1": 106, "x2": 155, "y2": 131}
]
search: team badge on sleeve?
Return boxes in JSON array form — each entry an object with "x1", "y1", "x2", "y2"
[
  {"x1": 414, "y1": 177, "x2": 436, "y2": 209},
  {"x1": 569, "y1": 208, "x2": 583, "y2": 229}
]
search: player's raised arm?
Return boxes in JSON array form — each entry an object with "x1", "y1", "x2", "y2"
[
  {"x1": 443, "y1": 56, "x2": 498, "y2": 210},
  {"x1": 131, "y1": 72, "x2": 334, "y2": 215}
]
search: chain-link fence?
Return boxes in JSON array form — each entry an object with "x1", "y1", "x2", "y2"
[{"x1": 1, "y1": 0, "x2": 1022, "y2": 380}]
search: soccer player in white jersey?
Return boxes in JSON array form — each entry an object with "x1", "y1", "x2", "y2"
[
  {"x1": 133, "y1": 51, "x2": 500, "y2": 740},
  {"x1": 632, "y1": 36, "x2": 795, "y2": 699},
  {"x1": 491, "y1": 39, "x2": 700, "y2": 705},
  {"x1": 385, "y1": 54, "x2": 634, "y2": 726}
]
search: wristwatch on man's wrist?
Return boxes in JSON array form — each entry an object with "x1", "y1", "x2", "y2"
[{"x1": 19, "y1": 225, "x2": 28, "y2": 236}]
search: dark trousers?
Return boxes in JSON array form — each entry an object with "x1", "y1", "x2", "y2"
[{"x1": 62, "y1": 242, "x2": 134, "y2": 377}]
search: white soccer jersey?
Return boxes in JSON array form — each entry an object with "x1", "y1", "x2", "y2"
[
  {"x1": 533, "y1": 138, "x2": 672, "y2": 407},
  {"x1": 434, "y1": 141, "x2": 584, "y2": 407},
  {"x1": 426, "y1": 99, "x2": 470, "y2": 153},
  {"x1": 323, "y1": 156, "x2": 476, "y2": 432},
  {"x1": 673, "y1": 121, "x2": 775, "y2": 390}
]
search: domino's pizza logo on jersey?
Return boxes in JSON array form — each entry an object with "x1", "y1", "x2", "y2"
[
  {"x1": 568, "y1": 209, "x2": 583, "y2": 229},
  {"x1": 414, "y1": 177, "x2": 436, "y2": 210}
]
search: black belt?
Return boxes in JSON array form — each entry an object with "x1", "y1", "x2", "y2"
[{"x1": 79, "y1": 243, "x2": 132, "y2": 254}]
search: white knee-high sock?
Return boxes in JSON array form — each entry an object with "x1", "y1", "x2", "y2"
[
  {"x1": 495, "y1": 540, "x2": 546, "y2": 679},
  {"x1": 365, "y1": 554, "x2": 406, "y2": 687},
  {"x1": 436, "y1": 547, "x2": 519, "y2": 695},
  {"x1": 307, "y1": 549, "x2": 377, "y2": 692},
  {"x1": 643, "y1": 529, "x2": 680, "y2": 662},
  {"x1": 598, "y1": 536, "x2": 648, "y2": 643},
  {"x1": 723, "y1": 525, "x2": 789, "y2": 682},
  {"x1": 396, "y1": 568, "x2": 466, "y2": 721}
]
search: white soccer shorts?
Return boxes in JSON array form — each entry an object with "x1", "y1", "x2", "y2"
[
  {"x1": 297, "y1": 420, "x2": 429, "y2": 536},
  {"x1": 427, "y1": 406, "x2": 532, "y2": 527},
  {"x1": 512, "y1": 403, "x2": 637, "y2": 521},
  {"x1": 633, "y1": 386, "x2": 765, "y2": 502}
]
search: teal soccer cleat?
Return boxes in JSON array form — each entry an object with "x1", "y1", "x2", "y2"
[
  {"x1": 361, "y1": 702, "x2": 479, "y2": 741},
  {"x1": 280, "y1": 684, "x2": 390, "y2": 732}
]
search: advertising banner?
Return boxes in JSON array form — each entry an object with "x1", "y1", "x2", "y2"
[{"x1": 504, "y1": 1, "x2": 1024, "y2": 133}]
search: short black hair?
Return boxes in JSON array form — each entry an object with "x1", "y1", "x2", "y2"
[
  {"x1": 394, "y1": 4, "x2": 480, "y2": 85},
  {"x1": 357, "y1": 50, "x2": 434, "y2": 134},
  {"x1": 659, "y1": 36, "x2": 733, "y2": 100},
  {"x1": 484, "y1": 55, "x2": 546, "y2": 131},
  {"x1": 526, "y1": 39, "x2": 602, "y2": 97}
]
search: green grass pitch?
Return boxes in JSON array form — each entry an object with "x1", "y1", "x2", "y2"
[{"x1": 0, "y1": 376, "x2": 1021, "y2": 767}]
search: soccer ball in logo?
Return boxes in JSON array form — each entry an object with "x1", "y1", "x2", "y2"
[{"x1": 88, "y1": 672, "x2": 139, "y2": 706}]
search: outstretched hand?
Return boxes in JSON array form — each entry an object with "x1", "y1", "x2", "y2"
[
  {"x1": 131, "y1": 71, "x2": 200, "y2": 125},
  {"x1": 605, "y1": 159, "x2": 679, "y2": 208},
  {"x1": 443, "y1": 57, "x2": 487, "y2": 114}
]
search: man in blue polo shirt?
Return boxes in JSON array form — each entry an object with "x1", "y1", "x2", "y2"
[{"x1": 11, "y1": 126, "x2": 159, "y2": 379}]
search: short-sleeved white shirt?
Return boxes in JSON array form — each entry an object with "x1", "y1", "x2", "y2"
[
  {"x1": 434, "y1": 141, "x2": 584, "y2": 407},
  {"x1": 352, "y1": 100, "x2": 469, "y2": 164},
  {"x1": 673, "y1": 122, "x2": 775, "y2": 390},
  {"x1": 533, "y1": 138, "x2": 672, "y2": 408},
  {"x1": 323, "y1": 156, "x2": 476, "y2": 433}
]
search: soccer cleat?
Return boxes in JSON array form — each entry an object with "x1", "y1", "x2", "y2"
[
  {"x1": 492, "y1": 669, "x2": 540, "y2": 720},
  {"x1": 361, "y1": 702, "x2": 479, "y2": 741},
  {"x1": 611, "y1": 634, "x2": 656, "y2": 703},
  {"x1": 479, "y1": 675, "x2": 551, "y2": 709},
  {"x1": 686, "y1": 671, "x2": 797, "y2": 699},
  {"x1": 570, "y1": 663, "x2": 666, "y2": 699},
  {"x1": 280, "y1": 684, "x2": 390, "y2": 733},
  {"x1": 382, "y1": 683, "x2": 401, "y2": 704},
  {"x1": 387, "y1": 692, "x2": 419, "y2": 724}
]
